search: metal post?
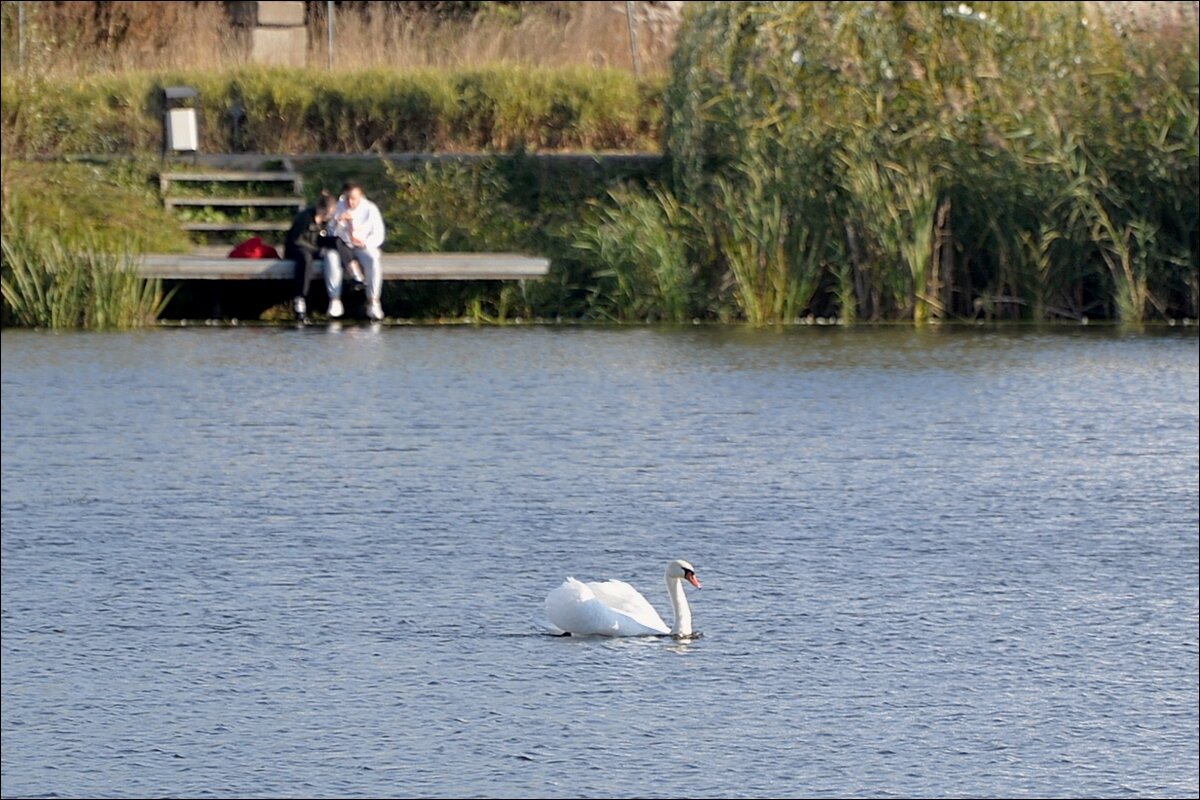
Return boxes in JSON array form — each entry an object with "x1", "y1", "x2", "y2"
[
  {"x1": 18, "y1": 1, "x2": 26, "y2": 71},
  {"x1": 625, "y1": 1, "x2": 641, "y2": 78},
  {"x1": 327, "y1": 0, "x2": 334, "y2": 70}
]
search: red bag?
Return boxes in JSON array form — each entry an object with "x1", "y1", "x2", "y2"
[{"x1": 228, "y1": 236, "x2": 280, "y2": 259}]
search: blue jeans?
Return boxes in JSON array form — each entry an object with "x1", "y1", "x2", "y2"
[{"x1": 324, "y1": 244, "x2": 382, "y2": 303}]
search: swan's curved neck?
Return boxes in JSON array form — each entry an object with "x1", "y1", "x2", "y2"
[{"x1": 667, "y1": 577, "x2": 692, "y2": 637}]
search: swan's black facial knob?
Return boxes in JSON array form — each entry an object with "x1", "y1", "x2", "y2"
[{"x1": 683, "y1": 568, "x2": 701, "y2": 589}]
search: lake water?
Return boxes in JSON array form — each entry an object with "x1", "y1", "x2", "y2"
[{"x1": 2, "y1": 324, "x2": 1197, "y2": 799}]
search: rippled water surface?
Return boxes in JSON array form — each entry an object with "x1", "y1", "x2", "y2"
[{"x1": 2, "y1": 325, "x2": 1197, "y2": 798}]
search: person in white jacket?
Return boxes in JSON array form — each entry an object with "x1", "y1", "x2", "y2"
[{"x1": 324, "y1": 183, "x2": 387, "y2": 320}]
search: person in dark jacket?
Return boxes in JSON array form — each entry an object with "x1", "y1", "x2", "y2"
[{"x1": 286, "y1": 190, "x2": 338, "y2": 319}]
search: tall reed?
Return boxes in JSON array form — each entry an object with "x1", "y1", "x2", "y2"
[
  {"x1": 837, "y1": 140, "x2": 942, "y2": 324},
  {"x1": 1, "y1": 223, "x2": 170, "y2": 329},
  {"x1": 572, "y1": 183, "x2": 698, "y2": 323},
  {"x1": 663, "y1": 1, "x2": 1199, "y2": 324},
  {"x1": 712, "y1": 152, "x2": 827, "y2": 325},
  {"x1": 1, "y1": 159, "x2": 179, "y2": 329}
]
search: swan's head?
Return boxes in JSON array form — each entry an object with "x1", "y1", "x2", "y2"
[{"x1": 667, "y1": 559, "x2": 701, "y2": 589}]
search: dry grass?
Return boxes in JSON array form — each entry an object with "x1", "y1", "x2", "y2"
[
  {"x1": 314, "y1": 2, "x2": 677, "y2": 74},
  {"x1": 1, "y1": 1, "x2": 679, "y2": 76},
  {"x1": 3, "y1": 1, "x2": 237, "y2": 74}
]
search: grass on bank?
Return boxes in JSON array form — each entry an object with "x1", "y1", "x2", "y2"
[
  {"x1": 0, "y1": 65, "x2": 664, "y2": 157},
  {"x1": 0, "y1": 159, "x2": 187, "y2": 328},
  {"x1": 0, "y1": 226, "x2": 171, "y2": 330}
]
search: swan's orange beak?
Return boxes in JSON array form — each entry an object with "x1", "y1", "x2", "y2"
[{"x1": 686, "y1": 572, "x2": 702, "y2": 589}]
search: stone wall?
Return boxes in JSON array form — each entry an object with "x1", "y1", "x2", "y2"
[{"x1": 229, "y1": 1, "x2": 307, "y2": 67}]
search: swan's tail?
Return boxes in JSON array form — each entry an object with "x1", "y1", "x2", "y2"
[{"x1": 532, "y1": 614, "x2": 567, "y2": 636}]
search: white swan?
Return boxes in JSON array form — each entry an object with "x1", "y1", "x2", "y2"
[{"x1": 544, "y1": 559, "x2": 702, "y2": 637}]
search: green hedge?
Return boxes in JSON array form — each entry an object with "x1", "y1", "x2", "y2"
[{"x1": 0, "y1": 66, "x2": 664, "y2": 157}]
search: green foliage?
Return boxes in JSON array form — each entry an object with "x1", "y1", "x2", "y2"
[
  {"x1": 2, "y1": 158, "x2": 190, "y2": 252},
  {"x1": 1, "y1": 222, "x2": 171, "y2": 329},
  {"x1": 366, "y1": 154, "x2": 672, "y2": 322},
  {"x1": 573, "y1": 183, "x2": 699, "y2": 323},
  {"x1": 384, "y1": 158, "x2": 530, "y2": 252},
  {"x1": 836, "y1": 139, "x2": 941, "y2": 323},
  {"x1": 1, "y1": 158, "x2": 182, "y2": 328},
  {"x1": 663, "y1": 1, "x2": 1199, "y2": 323},
  {"x1": 711, "y1": 150, "x2": 833, "y2": 324}
]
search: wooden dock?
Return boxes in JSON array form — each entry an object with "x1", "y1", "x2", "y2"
[
  {"x1": 136, "y1": 251, "x2": 551, "y2": 281},
  {"x1": 146, "y1": 161, "x2": 553, "y2": 282}
]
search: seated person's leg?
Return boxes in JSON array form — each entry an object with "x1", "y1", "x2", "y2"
[
  {"x1": 338, "y1": 239, "x2": 364, "y2": 287},
  {"x1": 323, "y1": 247, "x2": 345, "y2": 317},
  {"x1": 358, "y1": 247, "x2": 383, "y2": 303},
  {"x1": 287, "y1": 246, "x2": 313, "y2": 316}
]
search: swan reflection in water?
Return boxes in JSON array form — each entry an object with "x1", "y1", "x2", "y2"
[{"x1": 543, "y1": 559, "x2": 701, "y2": 638}]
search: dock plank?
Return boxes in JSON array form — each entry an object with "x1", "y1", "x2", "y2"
[{"x1": 137, "y1": 253, "x2": 550, "y2": 281}]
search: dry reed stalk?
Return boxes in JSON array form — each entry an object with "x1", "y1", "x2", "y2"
[
  {"x1": 311, "y1": 2, "x2": 673, "y2": 74},
  {"x1": 11, "y1": 1, "x2": 238, "y2": 75}
]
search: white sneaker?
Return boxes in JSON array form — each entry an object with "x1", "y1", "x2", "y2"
[
  {"x1": 293, "y1": 296, "x2": 306, "y2": 316},
  {"x1": 328, "y1": 298, "x2": 344, "y2": 318},
  {"x1": 367, "y1": 300, "x2": 384, "y2": 321}
]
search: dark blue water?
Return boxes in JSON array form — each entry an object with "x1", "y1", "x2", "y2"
[{"x1": 2, "y1": 325, "x2": 1197, "y2": 798}]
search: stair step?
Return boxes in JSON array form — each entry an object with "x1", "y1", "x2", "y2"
[
  {"x1": 161, "y1": 171, "x2": 303, "y2": 182},
  {"x1": 180, "y1": 221, "x2": 292, "y2": 232},
  {"x1": 166, "y1": 196, "x2": 305, "y2": 208}
]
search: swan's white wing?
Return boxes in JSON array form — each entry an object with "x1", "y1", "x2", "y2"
[
  {"x1": 585, "y1": 579, "x2": 669, "y2": 634},
  {"x1": 545, "y1": 577, "x2": 621, "y2": 635},
  {"x1": 544, "y1": 577, "x2": 667, "y2": 637}
]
